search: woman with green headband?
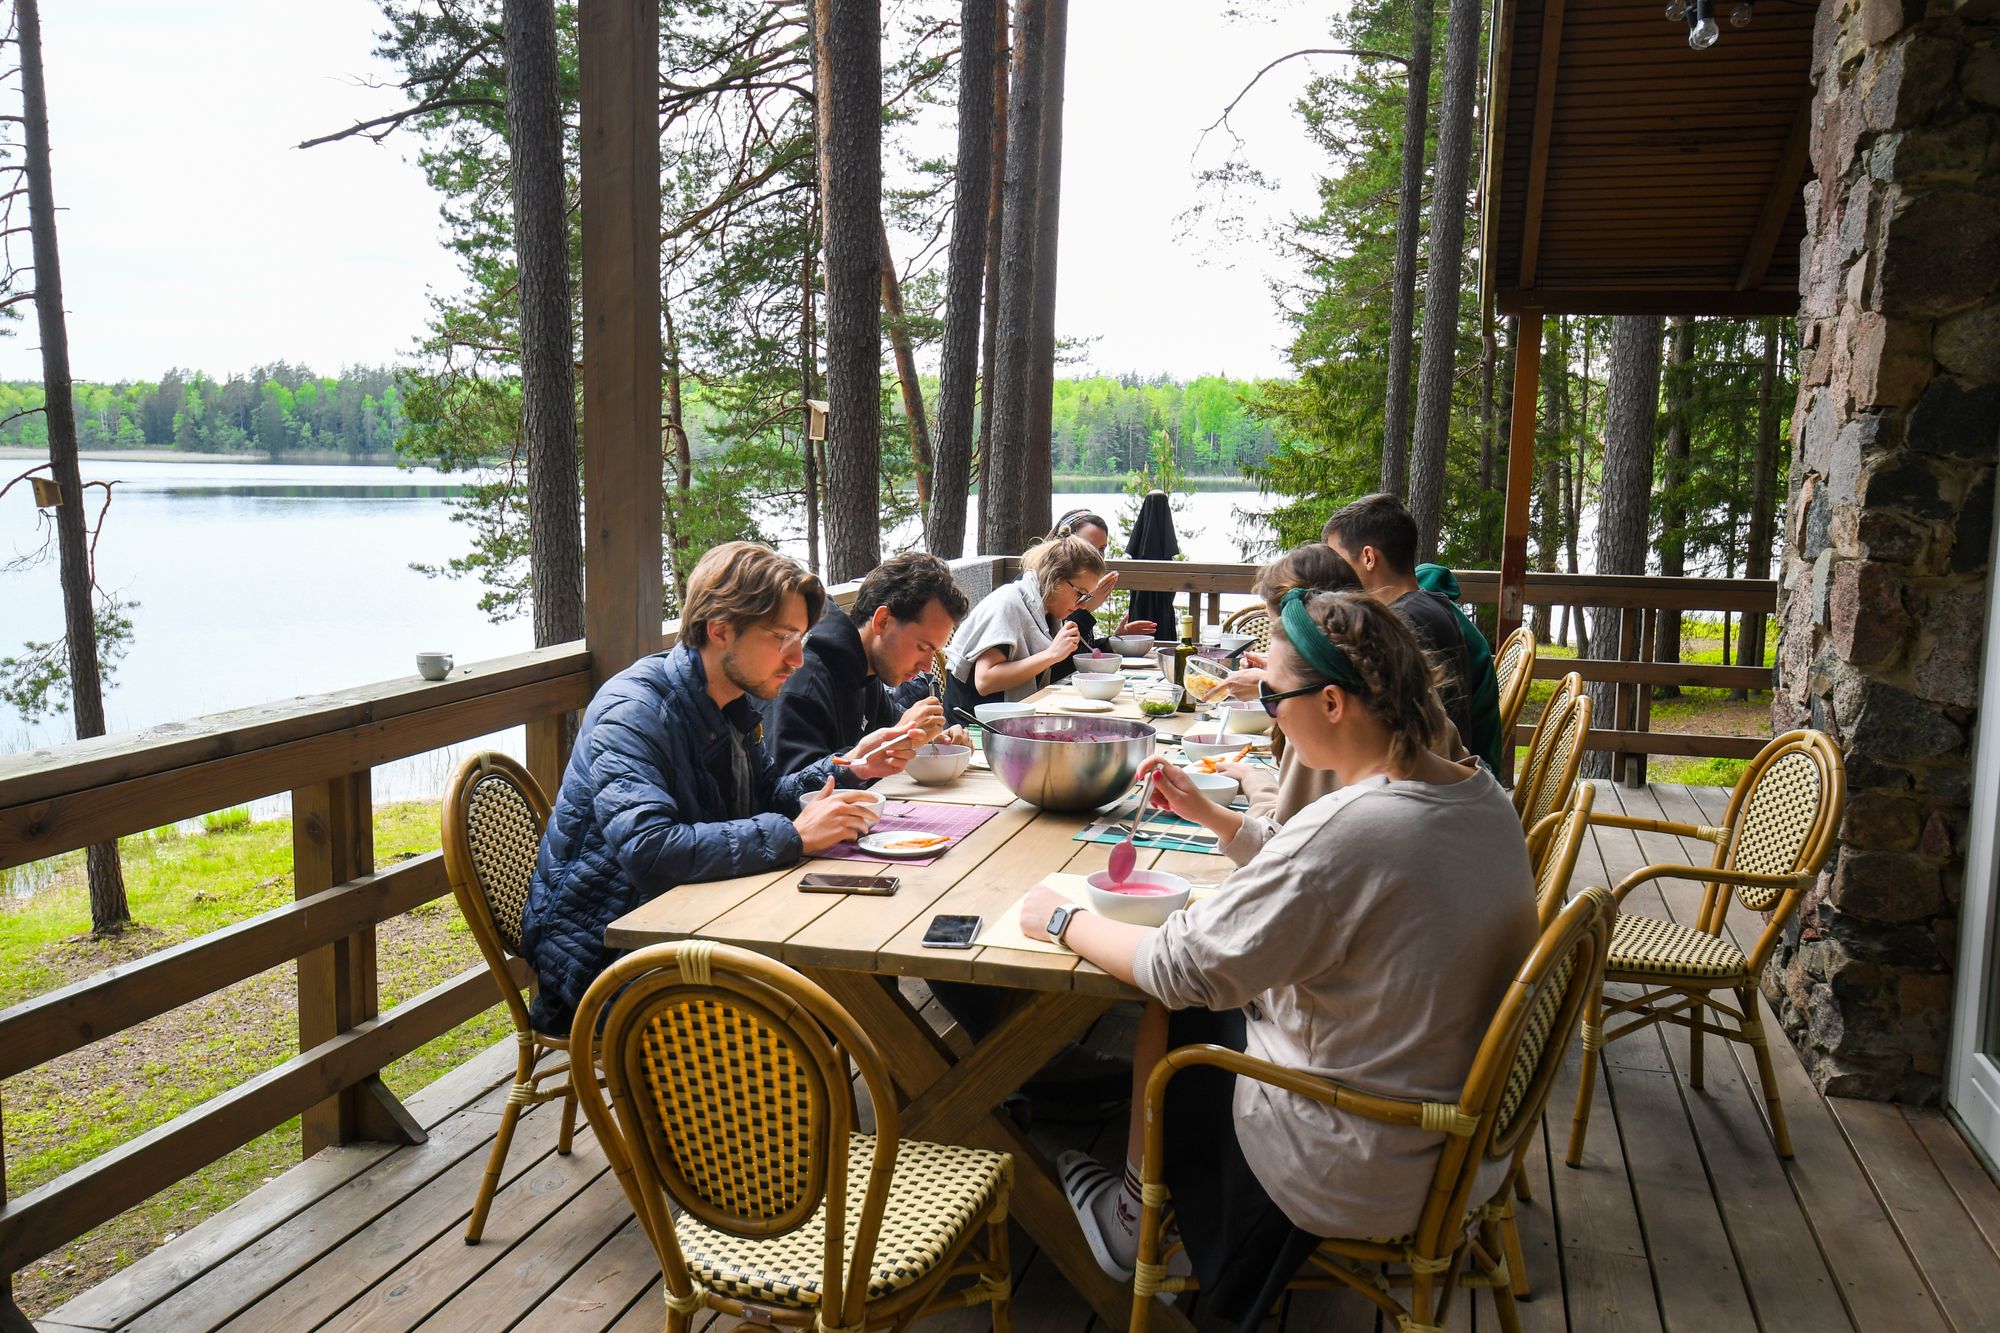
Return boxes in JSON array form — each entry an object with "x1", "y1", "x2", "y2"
[{"x1": 1020, "y1": 589, "x2": 1536, "y2": 1330}]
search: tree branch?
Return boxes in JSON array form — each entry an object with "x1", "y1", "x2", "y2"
[
  {"x1": 1197, "y1": 47, "x2": 1411, "y2": 160},
  {"x1": 296, "y1": 95, "x2": 505, "y2": 150}
]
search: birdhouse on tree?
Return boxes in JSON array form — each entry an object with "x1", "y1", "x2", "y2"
[
  {"x1": 805, "y1": 399, "x2": 830, "y2": 442},
  {"x1": 29, "y1": 475, "x2": 61, "y2": 509}
]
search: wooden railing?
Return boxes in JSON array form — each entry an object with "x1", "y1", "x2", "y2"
[{"x1": 0, "y1": 557, "x2": 1772, "y2": 1314}]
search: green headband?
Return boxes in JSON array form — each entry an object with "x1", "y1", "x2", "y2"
[{"x1": 1278, "y1": 588, "x2": 1368, "y2": 696}]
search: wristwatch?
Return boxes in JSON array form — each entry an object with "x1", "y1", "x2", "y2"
[{"x1": 1046, "y1": 903, "x2": 1087, "y2": 944}]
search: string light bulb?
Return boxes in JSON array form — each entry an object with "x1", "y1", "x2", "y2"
[
  {"x1": 1688, "y1": 0, "x2": 1720, "y2": 48},
  {"x1": 1664, "y1": 0, "x2": 1690, "y2": 18},
  {"x1": 1730, "y1": 0, "x2": 1754, "y2": 25}
]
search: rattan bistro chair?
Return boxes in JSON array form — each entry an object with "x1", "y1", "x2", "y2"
[
  {"x1": 1222, "y1": 604, "x2": 1273, "y2": 654},
  {"x1": 1531, "y1": 784, "x2": 1595, "y2": 933},
  {"x1": 440, "y1": 751, "x2": 579, "y2": 1244},
  {"x1": 571, "y1": 941, "x2": 1014, "y2": 1333},
  {"x1": 1493, "y1": 628, "x2": 1538, "y2": 738},
  {"x1": 1519, "y1": 690, "x2": 1592, "y2": 866},
  {"x1": 1565, "y1": 730, "x2": 1845, "y2": 1164},
  {"x1": 1131, "y1": 889, "x2": 1615, "y2": 1333}
]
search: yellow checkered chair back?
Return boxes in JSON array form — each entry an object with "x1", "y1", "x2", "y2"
[
  {"x1": 1514, "y1": 671, "x2": 1582, "y2": 818},
  {"x1": 1524, "y1": 691, "x2": 1592, "y2": 834},
  {"x1": 1484, "y1": 888, "x2": 1613, "y2": 1158},
  {"x1": 1532, "y1": 784, "x2": 1595, "y2": 932},
  {"x1": 1223, "y1": 605, "x2": 1273, "y2": 654},
  {"x1": 1494, "y1": 627, "x2": 1537, "y2": 735},
  {"x1": 442, "y1": 752, "x2": 553, "y2": 1032},
  {"x1": 1705, "y1": 731, "x2": 1846, "y2": 958}
]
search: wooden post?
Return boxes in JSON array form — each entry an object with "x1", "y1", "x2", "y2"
[
  {"x1": 1632, "y1": 607, "x2": 1657, "y2": 787},
  {"x1": 1, "y1": 1100, "x2": 26, "y2": 1333},
  {"x1": 293, "y1": 772, "x2": 422, "y2": 1156},
  {"x1": 580, "y1": 0, "x2": 664, "y2": 686},
  {"x1": 525, "y1": 712, "x2": 575, "y2": 803},
  {"x1": 1498, "y1": 309, "x2": 1543, "y2": 783}
]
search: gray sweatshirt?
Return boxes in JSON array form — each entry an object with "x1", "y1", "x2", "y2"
[{"x1": 1133, "y1": 767, "x2": 1537, "y2": 1240}]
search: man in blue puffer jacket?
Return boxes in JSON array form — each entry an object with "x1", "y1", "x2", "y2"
[{"x1": 520, "y1": 542, "x2": 922, "y2": 1034}]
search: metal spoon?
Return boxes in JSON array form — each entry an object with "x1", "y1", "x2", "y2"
[{"x1": 1108, "y1": 771, "x2": 1157, "y2": 885}]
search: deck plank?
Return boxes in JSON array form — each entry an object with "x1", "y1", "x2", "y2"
[
  {"x1": 1903, "y1": 1107, "x2": 2000, "y2": 1262},
  {"x1": 1828, "y1": 1098, "x2": 2000, "y2": 1333},
  {"x1": 512, "y1": 1217, "x2": 662, "y2": 1332},
  {"x1": 416, "y1": 1169, "x2": 634, "y2": 1329}
]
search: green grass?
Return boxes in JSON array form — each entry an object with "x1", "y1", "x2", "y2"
[
  {"x1": 200, "y1": 804, "x2": 251, "y2": 834},
  {"x1": 1, "y1": 802, "x2": 511, "y2": 1317}
]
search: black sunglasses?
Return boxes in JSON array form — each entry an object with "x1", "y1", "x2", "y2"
[{"x1": 1258, "y1": 678, "x2": 1330, "y2": 717}]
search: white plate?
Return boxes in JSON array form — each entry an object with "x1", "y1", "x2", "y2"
[
  {"x1": 856, "y1": 830, "x2": 955, "y2": 858},
  {"x1": 1055, "y1": 698, "x2": 1116, "y2": 713},
  {"x1": 1121, "y1": 656, "x2": 1163, "y2": 669}
]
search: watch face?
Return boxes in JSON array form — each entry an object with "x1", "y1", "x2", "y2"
[{"x1": 1047, "y1": 905, "x2": 1072, "y2": 939}]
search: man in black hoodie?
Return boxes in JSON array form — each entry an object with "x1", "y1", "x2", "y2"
[{"x1": 764, "y1": 552, "x2": 970, "y2": 775}]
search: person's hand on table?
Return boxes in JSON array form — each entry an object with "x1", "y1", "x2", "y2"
[
  {"x1": 1019, "y1": 881, "x2": 1074, "y2": 943},
  {"x1": 936, "y1": 724, "x2": 970, "y2": 749},
  {"x1": 1220, "y1": 666, "x2": 1266, "y2": 700},
  {"x1": 895, "y1": 695, "x2": 946, "y2": 742},
  {"x1": 842, "y1": 725, "x2": 923, "y2": 780},
  {"x1": 794, "y1": 777, "x2": 880, "y2": 853}
]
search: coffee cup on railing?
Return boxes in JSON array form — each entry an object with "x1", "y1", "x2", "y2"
[{"x1": 415, "y1": 651, "x2": 454, "y2": 681}]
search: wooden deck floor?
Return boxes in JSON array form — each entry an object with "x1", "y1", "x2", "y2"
[{"x1": 35, "y1": 782, "x2": 2000, "y2": 1333}]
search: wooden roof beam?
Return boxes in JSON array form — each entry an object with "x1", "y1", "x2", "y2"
[
  {"x1": 1736, "y1": 91, "x2": 1813, "y2": 291},
  {"x1": 1517, "y1": 0, "x2": 1567, "y2": 290}
]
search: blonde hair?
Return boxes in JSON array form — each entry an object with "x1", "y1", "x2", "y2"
[
  {"x1": 681, "y1": 541, "x2": 825, "y2": 647},
  {"x1": 1277, "y1": 590, "x2": 1446, "y2": 770},
  {"x1": 1020, "y1": 535, "x2": 1106, "y2": 600}
]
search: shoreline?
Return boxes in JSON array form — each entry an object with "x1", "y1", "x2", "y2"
[{"x1": 0, "y1": 447, "x2": 390, "y2": 465}]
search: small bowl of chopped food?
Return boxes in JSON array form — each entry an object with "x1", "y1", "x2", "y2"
[
  {"x1": 1180, "y1": 729, "x2": 1269, "y2": 763},
  {"x1": 1072, "y1": 671, "x2": 1124, "y2": 701},
  {"x1": 1138, "y1": 684, "x2": 1183, "y2": 717},
  {"x1": 1083, "y1": 869, "x2": 1192, "y2": 926},
  {"x1": 904, "y1": 743, "x2": 972, "y2": 785}
]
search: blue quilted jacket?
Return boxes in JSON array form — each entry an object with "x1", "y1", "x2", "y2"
[{"x1": 520, "y1": 645, "x2": 846, "y2": 1032}]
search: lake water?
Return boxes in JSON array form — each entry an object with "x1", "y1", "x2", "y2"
[{"x1": 0, "y1": 460, "x2": 1272, "y2": 812}]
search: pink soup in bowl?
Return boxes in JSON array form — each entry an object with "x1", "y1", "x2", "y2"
[{"x1": 1083, "y1": 869, "x2": 1192, "y2": 926}]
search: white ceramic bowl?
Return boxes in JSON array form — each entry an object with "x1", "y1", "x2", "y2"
[
  {"x1": 904, "y1": 743, "x2": 972, "y2": 785},
  {"x1": 1183, "y1": 769, "x2": 1240, "y2": 803},
  {"x1": 1218, "y1": 701, "x2": 1275, "y2": 735},
  {"x1": 1071, "y1": 651, "x2": 1124, "y2": 678},
  {"x1": 801, "y1": 788, "x2": 885, "y2": 829},
  {"x1": 1180, "y1": 729, "x2": 1271, "y2": 762},
  {"x1": 1072, "y1": 671, "x2": 1124, "y2": 701},
  {"x1": 975, "y1": 701, "x2": 1036, "y2": 726},
  {"x1": 1083, "y1": 869, "x2": 1192, "y2": 926},
  {"x1": 1108, "y1": 633, "x2": 1158, "y2": 658},
  {"x1": 415, "y1": 651, "x2": 454, "y2": 681}
]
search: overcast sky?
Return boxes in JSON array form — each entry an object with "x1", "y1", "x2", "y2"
[{"x1": 3, "y1": 1, "x2": 1346, "y2": 384}]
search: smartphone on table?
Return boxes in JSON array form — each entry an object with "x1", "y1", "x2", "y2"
[
  {"x1": 921, "y1": 913, "x2": 983, "y2": 949},
  {"x1": 799, "y1": 872, "x2": 900, "y2": 896}
]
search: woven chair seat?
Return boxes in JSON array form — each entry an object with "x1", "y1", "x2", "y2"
[
  {"x1": 1610, "y1": 913, "x2": 1747, "y2": 980},
  {"x1": 677, "y1": 1133, "x2": 1008, "y2": 1309}
]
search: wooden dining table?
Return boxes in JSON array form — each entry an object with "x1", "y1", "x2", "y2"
[{"x1": 603, "y1": 680, "x2": 1255, "y2": 1331}]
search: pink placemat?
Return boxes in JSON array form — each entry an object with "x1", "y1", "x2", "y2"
[{"x1": 816, "y1": 801, "x2": 1001, "y2": 867}]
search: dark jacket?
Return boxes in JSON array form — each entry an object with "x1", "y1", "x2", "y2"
[
  {"x1": 520, "y1": 645, "x2": 846, "y2": 1032},
  {"x1": 763, "y1": 607, "x2": 903, "y2": 776},
  {"x1": 1413, "y1": 564, "x2": 1504, "y2": 772}
]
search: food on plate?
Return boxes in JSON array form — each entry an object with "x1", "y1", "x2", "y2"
[{"x1": 883, "y1": 833, "x2": 951, "y2": 850}]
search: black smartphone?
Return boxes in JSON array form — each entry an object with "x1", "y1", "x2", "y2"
[
  {"x1": 921, "y1": 913, "x2": 983, "y2": 949},
  {"x1": 798, "y1": 872, "x2": 900, "y2": 895}
]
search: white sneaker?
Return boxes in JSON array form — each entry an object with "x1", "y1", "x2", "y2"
[{"x1": 1057, "y1": 1150, "x2": 1135, "y2": 1281}]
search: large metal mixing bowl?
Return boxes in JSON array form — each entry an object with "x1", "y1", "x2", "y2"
[{"x1": 983, "y1": 715, "x2": 1156, "y2": 812}]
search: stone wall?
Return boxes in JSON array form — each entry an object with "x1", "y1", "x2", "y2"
[{"x1": 1771, "y1": 0, "x2": 1999, "y2": 1101}]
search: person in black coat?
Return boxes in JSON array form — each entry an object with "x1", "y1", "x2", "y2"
[
  {"x1": 764, "y1": 552, "x2": 971, "y2": 776},
  {"x1": 1045, "y1": 508, "x2": 1159, "y2": 682},
  {"x1": 1124, "y1": 490, "x2": 1183, "y2": 636}
]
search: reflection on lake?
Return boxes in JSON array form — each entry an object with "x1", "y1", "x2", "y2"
[{"x1": 1, "y1": 460, "x2": 1272, "y2": 814}]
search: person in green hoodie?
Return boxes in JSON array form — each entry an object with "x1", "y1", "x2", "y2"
[{"x1": 1321, "y1": 494, "x2": 1504, "y2": 772}]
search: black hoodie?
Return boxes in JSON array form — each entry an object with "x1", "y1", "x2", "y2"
[{"x1": 763, "y1": 606, "x2": 925, "y2": 778}]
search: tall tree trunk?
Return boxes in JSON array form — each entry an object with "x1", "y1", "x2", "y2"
[
  {"x1": 878, "y1": 221, "x2": 932, "y2": 508},
  {"x1": 1381, "y1": 0, "x2": 1435, "y2": 499},
  {"x1": 1582, "y1": 315, "x2": 1662, "y2": 779},
  {"x1": 1021, "y1": 0, "x2": 1068, "y2": 540},
  {"x1": 21, "y1": 0, "x2": 127, "y2": 936},
  {"x1": 1568, "y1": 317, "x2": 1591, "y2": 655},
  {"x1": 1404, "y1": 0, "x2": 1481, "y2": 561},
  {"x1": 817, "y1": 0, "x2": 883, "y2": 582},
  {"x1": 973, "y1": 0, "x2": 1009, "y2": 551},
  {"x1": 505, "y1": 0, "x2": 584, "y2": 648},
  {"x1": 1653, "y1": 316, "x2": 1694, "y2": 697},
  {"x1": 800, "y1": 198, "x2": 823, "y2": 575},
  {"x1": 665, "y1": 304, "x2": 692, "y2": 600},
  {"x1": 926, "y1": 0, "x2": 997, "y2": 558},
  {"x1": 982, "y1": 0, "x2": 1046, "y2": 556},
  {"x1": 1739, "y1": 318, "x2": 1781, "y2": 691},
  {"x1": 1533, "y1": 318, "x2": 1563, "y2": 642},
  {"x1": 1478, "y1": 324, "x2": 1496, "y2": 494}
]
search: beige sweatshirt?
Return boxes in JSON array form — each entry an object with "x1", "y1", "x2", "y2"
[
  {"x1": 1133, "y1": 768, "x2": 1536, "y2": 1241},
  {"x1": 1229, "y1": 719, "x2": 1470, "y2": 865}
]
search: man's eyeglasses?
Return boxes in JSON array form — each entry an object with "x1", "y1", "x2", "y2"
[
  {"x1": 760, "y1": 625, "x2": 809, "y2": 651},
  {"x1": 1258, "y1": 678, "x2": 1329, "y2": 718}
]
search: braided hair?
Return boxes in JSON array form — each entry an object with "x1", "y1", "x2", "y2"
[{"x1": 1281, "y1": 590, "x2": 1447, "y2": 770}]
